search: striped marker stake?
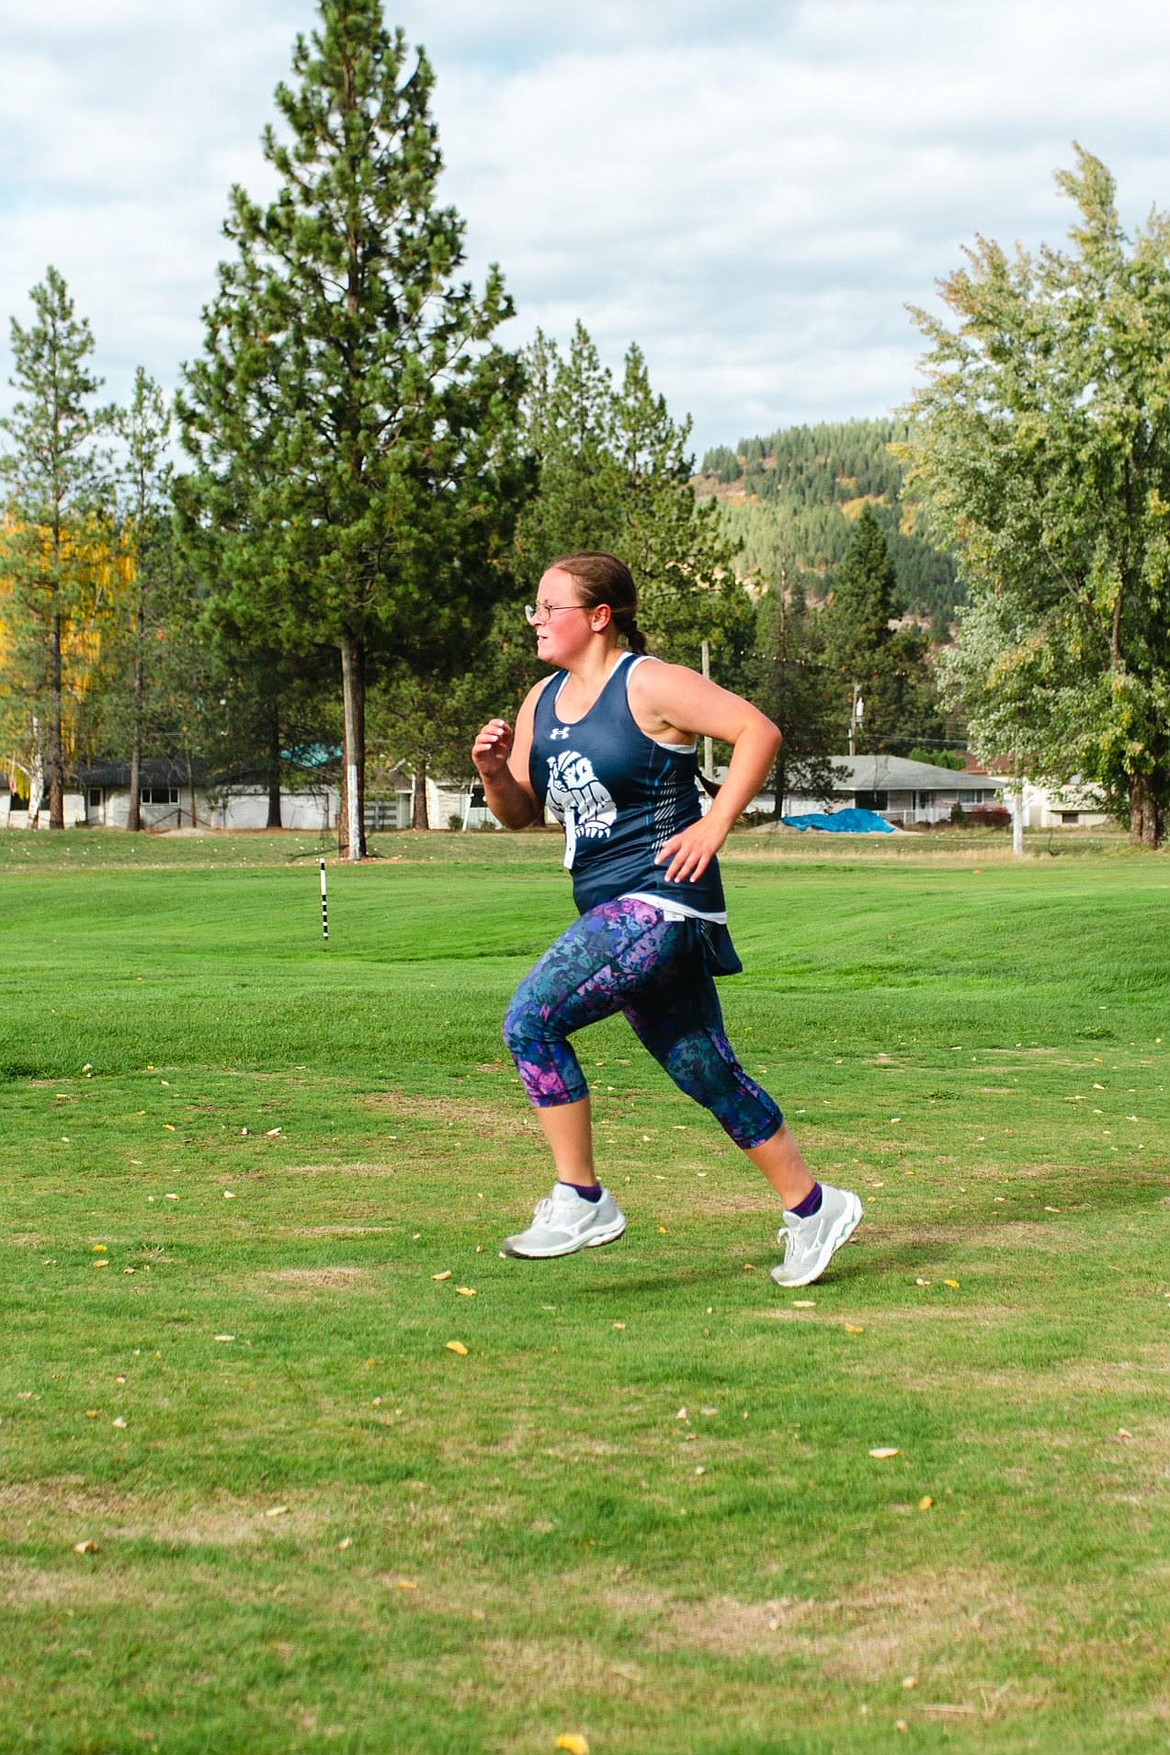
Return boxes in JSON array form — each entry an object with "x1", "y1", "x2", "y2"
[{"x1": 320, "y1": 859, "x2": 329, "y2": 944}]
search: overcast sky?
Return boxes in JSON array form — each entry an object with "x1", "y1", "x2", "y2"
[{"x1": 3, "y1": 0, "x2": 1170, "y2": 460}]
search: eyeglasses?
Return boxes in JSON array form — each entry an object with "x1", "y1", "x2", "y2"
[{"x1": 524, "y1": 601, "x2": 587, "y2": 626}]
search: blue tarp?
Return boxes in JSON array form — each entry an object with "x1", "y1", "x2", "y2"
[{"x1": 782, "y1": 808, "x2": 895, "y2": 834}]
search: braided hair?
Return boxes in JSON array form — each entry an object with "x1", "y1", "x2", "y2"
[{"x1": 549, "y1": 552, "x2": 649, "y2": 654}]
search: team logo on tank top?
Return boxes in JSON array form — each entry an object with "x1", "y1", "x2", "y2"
[{"x1": 546, "y1": 750, "x2": 617, "y2": 867}]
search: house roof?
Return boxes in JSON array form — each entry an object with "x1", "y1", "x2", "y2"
[
  {"x1": 76, "y1": 758, "x2": 203, "y2": 788},
  {"x1": 831, "y1": 755, "x2": 1006, "y2": 792}
]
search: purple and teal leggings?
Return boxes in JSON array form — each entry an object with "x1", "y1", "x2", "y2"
[{"x1": 503, "y1": 895, "x2": 784, "y2": 1150}]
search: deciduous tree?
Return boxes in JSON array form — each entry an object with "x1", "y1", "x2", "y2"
[
  {"x1": 0, "y1": 268, "x2": 110, "y2": 827},
  {"x1": 901, "y1": 147, "x2": 1170, "y2": 844}
]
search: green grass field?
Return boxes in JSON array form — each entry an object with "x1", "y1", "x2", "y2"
[{"x1": 1, "y1": 828, "x2": 1168, "y2": 1754}]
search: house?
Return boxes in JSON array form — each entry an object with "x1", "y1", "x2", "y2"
[
  {"x1": 76, "y1": 759, "x2": 338, "y2": 832},
  {"x1": 40, "y1": 758, "x2": 495, "y2": 835},
  {"x1": 783, "y1": 755, "x2": 1007, "y2": 827}
]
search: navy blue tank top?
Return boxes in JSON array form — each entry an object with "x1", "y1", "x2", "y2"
[{"x1": 529, "y1": 653, "x2": 729, "y2": 919}]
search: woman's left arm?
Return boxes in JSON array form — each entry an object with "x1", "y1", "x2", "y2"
[{"x1": 629, "y1": 663, "x2": 782, "y2": 885}]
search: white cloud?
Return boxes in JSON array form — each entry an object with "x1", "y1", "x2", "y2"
[{"x1": 1, "y1": 0, "x2": 1169, "y2": 457}]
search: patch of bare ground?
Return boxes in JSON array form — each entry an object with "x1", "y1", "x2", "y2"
[
  {"x1": 477, "y1": 1636, "x2": 621, "y2": 1695},
  {"x1": 281, "y1": 1162, "x2": 397, "y2": 1178},
  {"x1": 0, "y1": 1483, "x2": 323, "y2": 1549},
  {"x1": 361, "y1": 1091, "x2": 518, "y2": 1138},
  {"x1": 650, "y1": 1568, "x2": 1036, "y2": 1684},
  {"x1": 280, "y1": 1224, "x2": 396, "y2": 1237},
  {"x1": 248, "y1": 1266, "x2": 369, "y2": 1295}
]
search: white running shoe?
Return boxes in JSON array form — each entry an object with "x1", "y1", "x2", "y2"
[
  {"x1": 500, "y1": 1183, "x2": 627, "y2": 1259},
  {"x1": 770, "y1": 1184, "x2": 863, "y2": 1288}
]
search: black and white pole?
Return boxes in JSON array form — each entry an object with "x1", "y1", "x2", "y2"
[{"x1": 320, "y1": 859, "x2": 329, "y2": 944}]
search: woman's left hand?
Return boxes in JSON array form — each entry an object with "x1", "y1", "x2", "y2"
[{"x1": 655, "y1": 816, "x2": 728, "y2": 884}]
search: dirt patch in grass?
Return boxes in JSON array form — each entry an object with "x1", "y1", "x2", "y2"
[
  {"x1": 280, "y1": 1225, "x2": 397, "y2": 1238},
  {"x1": 363, "y1": 1090, "x2": 511, "y2": 1124},
  {"x1": 282, "y1": 1162, "x2": 398, "y2": 1178},
  {"x1": 250, "y1": 1266, "x2": 369, "y2": 1294},
  {"x1": 0, "y1": 1482, "x2": 318, "y2": 1549},
  {"x1": 655, "y1": 1567, "x2": 1033, "y2": 1679}
]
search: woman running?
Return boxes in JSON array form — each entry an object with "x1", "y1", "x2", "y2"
[{"x1": 472, "y1": 551, "x2": 861, "y2": 1287}]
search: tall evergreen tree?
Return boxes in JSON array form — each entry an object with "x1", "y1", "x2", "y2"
[
  {"x1": 177, "y1": 1, "x2": 526, "y2": 858},
  {"x1": 0, "y1": 268, "x2": 109, "y2": 828},
  {"x1": 101, "y1": 370, "x2": 176, "y2": 831},
  {"x1": 514, "y1": 326, "x2": 753, "y2": 688},
  {"x1": 752, "y1": 565, "x2": 840, "y2": 815},
  {"x1": 817, "y1": 506, "x2": 943, "y2": 754}
]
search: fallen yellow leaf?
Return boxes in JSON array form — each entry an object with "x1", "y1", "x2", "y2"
[
  {"x1": 264, "y1": 1505, "x2": 290, "y2": 1518},
  {"x1": 92, "y1": 1244, "x2": 107, "y2": 1254},
  {"x1": 163, "y1": 1124, "x2": 176, "y2": 1132},
  {"x1": 918, "y1": 1495, "x2": 934, "y2": 1511},
  {"x1": 445, "y1": 1340, "x2": 469, "y2": 1356},
  {"x1": 943, "y1": 1279, "x2": 961, "y2": 1289},
  {"x1": 868, "y1": 1447, "x2": 900, "y2": 1459},
  {"x1": 843, "y1": 1323, "x2": 865, "y2": 1334},
  {"x1": 555, "y1": 1737, "x2": 590, "y2": 1755},
  {"x1": 92, "y1": 1259, "x2": 109, "y2": 1269},
  {"x1": 455, "y1": 1287, "x2": 477, "y2": 1297},
  {"x1": 432, "y1": 1270, "x2": 452, "y2": 1281},
  {"x1": 73, "y1": 1540, "x2": 99, "y2": 1555},
  {"x1": 396, "y1": 1578, "x2": 418, "y2": 1591}
]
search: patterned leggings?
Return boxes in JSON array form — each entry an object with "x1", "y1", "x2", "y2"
[{"x1": 503, "y1": 896, "x2": 784, "y2": 1150}]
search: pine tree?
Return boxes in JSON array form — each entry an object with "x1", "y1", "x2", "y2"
[
  {"x1": 105, "y1": 370, "x2": 175, "y2": 831},
  {"x1": 513, "y1": 326, "x2": 752, "y2": 687},
  {"x1": 752, "y1": 565, "x2": 840, "y2": 814},
  {"x1": 0, "y1": 268, "x2": 110, "y2": 828},
  {"x1": 176, "y1": 1, "x2": 526, "y2": 858},
  {"x1": 817, "y1": 505, "x2": 944, "y2": 754}
]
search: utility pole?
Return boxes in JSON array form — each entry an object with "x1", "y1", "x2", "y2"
[{"x1": 700, "y1": 640, "x2": 714, "y2": 777}]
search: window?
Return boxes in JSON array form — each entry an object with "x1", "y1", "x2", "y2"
[
  {"x1": 959, "y1": 789, "x2": 992, "y2": 805},
  {"x1": 1060, "y1": 811, "x2": 1080, "y2": 824},
  {"x1": 87, "y1": 787, "x2": 102, "y2": 808},
  {"x1": 855, "y1": 791, "x2": 889, "y2": 811},
  {"x1": 141, "y1": 786, "x2": 179, "y2": 805}
]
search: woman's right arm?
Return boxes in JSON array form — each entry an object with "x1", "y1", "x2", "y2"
[{"x1": 471, "y1": 682, "x2": 545, "y2": 830}]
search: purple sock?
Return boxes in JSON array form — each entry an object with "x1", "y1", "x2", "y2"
[
  {"x1": 789, "y1": 1182, "x2": 823, "y2": 1218},
  {"x1": 560, "y1": 1181, "x2": 602, "y2": 1203}
]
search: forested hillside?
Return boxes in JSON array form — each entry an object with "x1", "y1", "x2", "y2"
[{"x1": 696, "y1": 419, "x2": 960, "y2": 628}]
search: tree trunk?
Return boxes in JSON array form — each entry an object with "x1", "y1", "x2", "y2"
[
  {"x1": 128, "y1": 746, "x2": 141, "y2": 833},
  {"x1": 48, "y1": 611, "x2": 65, "y2": 830},
  {"x1": 265, "y1": 691, "x2": 283, "y2": 829},
  {"x1": 128, "y1": 592, "x2": 144, "y2": 831},
  {"x1": 1129, "y1": 773, "x2": 1162, "y2": 847},
  {"x1": 339, "y1": 634, "x2": 366, "y2": 861},
  {"x1": 26, "y1": 730, "x2": 44, "y2": 827},
  {"x1": 412, "y1": 762, "x2": 430, "y2": 830},
  {"x1": 771, "y1": 749, "x2": 787, "y2": 822}
]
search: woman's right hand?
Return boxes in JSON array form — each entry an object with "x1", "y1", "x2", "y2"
[{"x1": 472, "y1": 718, "x2": 514, "y2": 778}]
